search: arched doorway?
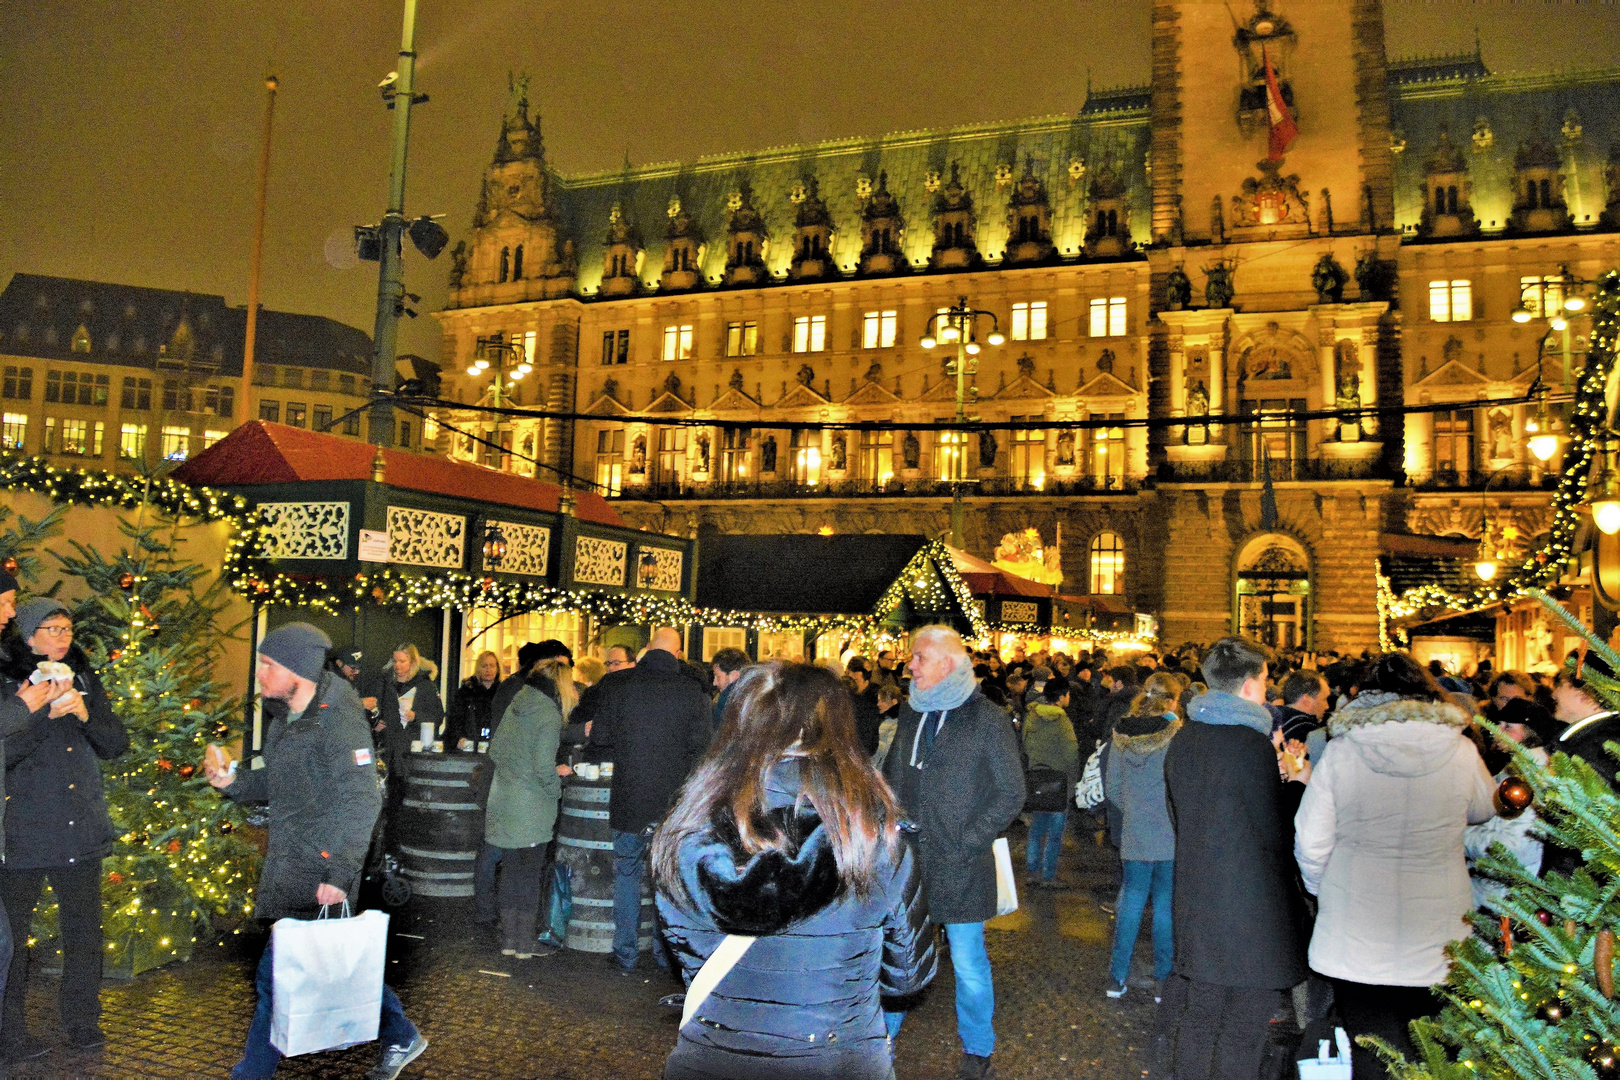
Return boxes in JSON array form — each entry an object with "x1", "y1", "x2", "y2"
[{"x1": 1234, "y1": 534, "x2": 1311, "y2": 649}]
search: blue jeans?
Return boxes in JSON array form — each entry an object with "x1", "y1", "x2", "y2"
[
  {"x1": 474, "y1": 842, "x2": 506, "y2": 923},
  {"x1": 1025, "y1": 811, "x2": 1067, "y2": 879},
  {"x1": 884, "y1": 922, "x2": 995, "y2": 1058},
  {"x1": 231, "y1": 935, "x2": 418, "y2": 1080},
  {"x1": 1109, "y1": 859, "x2": 1174, "y2": 986},
  {"x1": 612, "y1": 829, "x2": 650, "y2": 970}
]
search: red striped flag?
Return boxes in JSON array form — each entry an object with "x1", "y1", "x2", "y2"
[{"x1": 1264, "y1": 47, "x2": 1298, "y2": 160}]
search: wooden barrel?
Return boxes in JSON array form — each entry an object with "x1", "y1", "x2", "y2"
[
  {"x1": 396, "y1": 752, "x2": 484, "y2": 898},
  {"x1": 555, "y1": 773, "x2": 654, "y2": 953}
]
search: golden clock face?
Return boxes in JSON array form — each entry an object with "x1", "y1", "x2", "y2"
[{"x1": 1253, "y1": 18, "x2": 1276, "y2": 35}]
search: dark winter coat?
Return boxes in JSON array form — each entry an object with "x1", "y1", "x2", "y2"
[
  {"x1": 0, "y1": 638, "x2": 68, "y2": 861},
  {"x1": 582, "y1": 649, "x2": 713, "y2": 833},
  {"x1": 881, "y1": 688, "x2": 1025, "y2": 924},
  {"x1": 376, "y1": 667, "x2": 444, "y2": 769},
  {"x1": 487, "y1": 665, "x2": 531, "y2": 741},
  {"x1": 447, "y1": 675, "x2": 502, "y2": 747},
  {"x1": 225, "y1": 672, "x2": 382, "y2": 922},
  {"x1": 0, "y1": 639, "x2": 129, "y2": 869},
  {"x1": 1544, "y1": 710, "x2": 1620, "y2": 876},
  {"x1": 850, "y1": 682, "x2": 882, "y2": 757},
  {"x1": 658, "y1": 762, "x2": 935, "y2": 1080},
  {"x1": 1164, "y1": 691, "x2": 1310, "y2": 990}
]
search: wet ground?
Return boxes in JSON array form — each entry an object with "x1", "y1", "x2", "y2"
[{"x1": 13, "y1": 818, "x2": 1159, "y2": 1079}]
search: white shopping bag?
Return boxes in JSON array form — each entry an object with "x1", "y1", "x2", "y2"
[
  {"x1": 1297, "y1": 1026, "x2": 1353, "y2": 1079},
  {"x1": 992, "y1": 836, "x2": 1019, "y2": 916},
  {"x1": 270, "y1": 905, "x2": 389, "y2": 1056}
]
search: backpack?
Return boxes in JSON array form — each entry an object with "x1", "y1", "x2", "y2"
[
  {"x1": 1076, "y1": 741, "x2": 1106, "y2": 809},
  {"x1": 1024, "y1": 765, "x2": 1070, "y2": 813}
]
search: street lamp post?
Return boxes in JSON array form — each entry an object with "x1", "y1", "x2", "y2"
[
  {"x1": 920, "y1": 297, "x2": 1005, "y2": 548},
  {"x1": 469, "y1": 335, "x2": 531, "y2": 408},
  {"x1": 1474, "y1": 461, "x2": 1539, "y2": 582}
]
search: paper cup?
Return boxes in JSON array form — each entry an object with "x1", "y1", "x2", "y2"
[
  {"x1": 419, "y1": 722, "x2": 435, "y2": 746},
  {"x1": 410, "y1": 740, "x2": 423, "y2": 753},
  {"x1": 600, "y1": 762, "x2": 614, "y2": 779}
]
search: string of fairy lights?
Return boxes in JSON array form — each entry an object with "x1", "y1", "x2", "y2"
[{"x1": 1376, "y1": 270, "x2": 1620, "y2": 644}]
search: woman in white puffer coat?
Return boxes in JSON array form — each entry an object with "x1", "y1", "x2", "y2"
[{"x1": 1294, "y1": 652, "x2": 1495, "y2": 1080}]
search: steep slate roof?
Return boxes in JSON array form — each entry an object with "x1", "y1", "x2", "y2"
[
  {"x1": 518, "y1": 53, "x2": 1620, "y2": 300},
  {"x1": 0, "y1": 273, "x2": 372, "y2": 377},
  {"x1": 696, "y1": 534, "x2": 931, "y2": 614},
  {"x1": 173, "y1": 420, "x2": 625, "y2": 528}
]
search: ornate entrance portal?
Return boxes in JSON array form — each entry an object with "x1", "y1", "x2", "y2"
[{"x1": 1235, "y1": 535, "x2": 1311, "y2": 649}]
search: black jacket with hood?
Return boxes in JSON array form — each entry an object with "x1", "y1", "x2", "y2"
[
  {"x1": 0, "y1": 638, "x2": 129, "y2": 868},
  {"x1": 657, "y1": 762, "x2": 935, "y2": 1080}
]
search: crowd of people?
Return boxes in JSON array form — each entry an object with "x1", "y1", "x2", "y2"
[{"x1": 3, "y1": 550, "x2": 1613, "y2": 1080}]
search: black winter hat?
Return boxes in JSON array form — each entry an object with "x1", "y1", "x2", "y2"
[
  {"x1": 259, "y1": 623, "x2": 332, "y2": 682},
  {"x1": 0, "y1": 566, "x2": 17, "y2": 595}
]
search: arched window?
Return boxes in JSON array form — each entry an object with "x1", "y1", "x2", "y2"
[
  {"x1": 1526, "y1": 180, "x2": 1539, "y2": 210},
  {"x1": 512, "y1": 244, "x2": 524, "y2": 279},
  {"x1": 1089, "y1": 532, "x2": 1125, "y2": 595},
  {"x1": 1434, "y1": 186, "x2": 1445, "y2": 213},
  {"x1": 1539, "y1": 178, "x2": 1552, "y2": 208},
  {"x1": 1446, "y1": 186, "x2": 1458, "y2": 214},
  {"x1": 498, "y1": 247, "x2": 510, "y2": 283}
]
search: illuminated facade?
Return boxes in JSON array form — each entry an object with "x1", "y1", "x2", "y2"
[
  {"x1": 432, "y1": 0, "x2": 1620, "y2": 652},
  {"x1": 0, "y1": 274, "x2": 387, "y2": 473}
]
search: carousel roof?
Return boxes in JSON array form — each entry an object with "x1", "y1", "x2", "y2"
[{"x1": 173, "y1": 421, "x2": 625, "y2": 528}]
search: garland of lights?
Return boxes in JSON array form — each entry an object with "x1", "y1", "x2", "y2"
[
  {"x1": 1384, "y1": 270, "x2": 1620, "y2": 630},
  {"x1": 0, "y1": 453, "x2": 248, "y2": 523}
]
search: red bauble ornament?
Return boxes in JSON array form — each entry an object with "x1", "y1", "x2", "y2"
[
  {"x1": 1535, "y1": 908, "x2": 1555, "y2": 926},
  {"x1": 2, "y1": 557, "x2": 18, "y2": 575},
  {"x1": 481, "y1": 577, "x2": 495, "y2": 590},
  {"x1": 109, "y1": 650, "x2": 122, "y2": 662},
  {"x1": 166, "y1": 839, "x2": 181, "y2": 853},
  {"x1": 1497, "y1": 776, "x2": 1534, "y2": 819},
  {"x1": 178, "y1": 765, "x2": 195, "y2": 779},
  {"x1": 107, "y1": 871, "x2": 123, "y2": 885},
  {"x1": 118, "y1": 572, "x2": 135, "y2": 590}
]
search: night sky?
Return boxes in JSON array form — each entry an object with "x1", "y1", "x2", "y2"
[{"x1": 4, "y1": 1, "x2": 1619, "y2": 366}]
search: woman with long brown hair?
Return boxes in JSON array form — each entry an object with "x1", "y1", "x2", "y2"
[{"x1": 652, "y1": 662, "x2": 935, "y2": 1080}]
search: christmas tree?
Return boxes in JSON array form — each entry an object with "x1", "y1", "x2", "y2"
[
  {"x1": 1377, "y1": 591, "x2": 1620, "y2": 1079},
  {"x1": 4, "y1": 491, "x2": 261, "y2": 976}
]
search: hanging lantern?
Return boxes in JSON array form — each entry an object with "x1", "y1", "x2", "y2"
[
  {"x1": 118, "y1": 572, "x2": 136, "y2": 590},
  {"x1": 482, "y1": 523, "x2": 508, "y2": 569}
]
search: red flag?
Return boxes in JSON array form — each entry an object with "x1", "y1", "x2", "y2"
[{"x1": 1263, "y1": 47, "x2": 1298, "y2": 160}]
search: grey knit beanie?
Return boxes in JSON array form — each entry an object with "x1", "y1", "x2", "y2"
[
  {"x1": 258, "y1": 623, "x2": 332, "y2": 683},
  {"x1": 16, "y1": 598, "x2": 69, "y2": 642}
]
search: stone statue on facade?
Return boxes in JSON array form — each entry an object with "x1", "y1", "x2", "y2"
[
  {"x1": 1311, "y1": 252, "x2": 1348, "y2": 304},
  {"x1": 1204, "y1": 262, "x2": 1235, "y2": 308},
  {"x1": 979, "y1": 431, "x2": 997, "y2": 469},
  {"x1": 1187, "y1": 379, "x2": 1210, "y2": 417},
  {"x1": 902, "y1": 431, "x2": 921, "y2": 470},
  {"x1": 694, "y1": 432, "x2": 711, "y2": 472},
  {"x1": 831, "y1": 433, "x2": 847, "y2": 471},
  {"x1": 1165, "y1": 267, "x2": 1193, "y2": 310},
  {"x1": 630, "y1": 436, "x2": 647, "y2": 475},
  {"x1": 1056, "y1": 430, "x2": 1076, "y2": 467},
  {"x1": 760, "y1": 435, "x2": 778, "y2": 474},
  {"x1": 448, "y1": 241, "x2": 469, "y2": 289}
]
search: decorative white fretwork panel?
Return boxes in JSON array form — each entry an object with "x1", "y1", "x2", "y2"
[
  {"x1": 387, "y1": 506, "x2": 465, "y2": 569},
  {"x1": 636, "y1": 546, "x2": 684, "y2": 592},
  {"x1": 573, "y1": 536, "x2": 627, "y2": 586},
  {"x1": 487, "y1": 520, "x2": 550, "y2": 577},
  {"x1": 1001, "y1": 600, "x2": 1040, "y2": 624},
  {"x1": 257, "y1": 501, "x2": 350, "y2": 560}
]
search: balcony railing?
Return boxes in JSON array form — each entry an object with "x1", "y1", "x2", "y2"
[
  {"x1": 1409, "y1": 469, "x2": 1556, "y2": 493},
  {"x1": 1157, "y1": 457, "x2": 1392, "y2": 484},
  {"x1": 613, "y1": 474, "x2": 1141, "y2": 500}
]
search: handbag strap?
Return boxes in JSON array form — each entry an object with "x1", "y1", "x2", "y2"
[
  {"x1": 680, "y1": 933, "x2": 756, "y2": 1029},
  {"x1": 316, "y1": 902, "x2": 353, "y2": 920}
]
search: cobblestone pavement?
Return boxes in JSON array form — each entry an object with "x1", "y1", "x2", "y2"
[{"x1": 12, "y1": 821, "x2": 1158, "y2": 1080}]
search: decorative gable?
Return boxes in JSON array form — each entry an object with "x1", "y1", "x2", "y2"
[
  {"x1": 775, "y1": 382, "x2": 829, "y2": 410},
  {"x1": 709, "y1": 386, "x2": 759, "y2": 411},
  {"x1": 645, "y1": 391, "x2": 695, "y2": 414},
  {"x1": 993, "y1": 375, "x2": 1054, "y2": 401},
  {"x1": 585, "y1": 393, "x2": 632, "y2": 417},
  {"x1": 1076, "y1": 372, "x2": 1139, "y2": 399},
  {"x1": 843, "y1": 380, "x2": 899, "y2": 406},
  {"x1": 920, "y1": 378, "x2": 972, "y2": 403},
  {"x1": 1412, "y1": 359, "x2": 1489, "y2": 391}
]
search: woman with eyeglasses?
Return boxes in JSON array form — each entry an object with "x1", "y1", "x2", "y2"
[{"x1": 0, "y1": 599, "x2": 129, "y2": 1057}]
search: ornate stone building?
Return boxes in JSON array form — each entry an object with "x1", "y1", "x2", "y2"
[{"x1": 432, "y1": 0, "x2": 1620, "y2": 653}]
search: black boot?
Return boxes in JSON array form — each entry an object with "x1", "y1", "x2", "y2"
[{"x1": 955, "y1": 1052, "x2": 1001, "y2": 1079}]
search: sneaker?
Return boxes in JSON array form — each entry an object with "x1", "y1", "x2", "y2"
[
  {"x1": 658, "y1": 993, "x2": 686, "y2": 1010},
  {"x1": 364, "y1": 1033, "x2": 428, "y2": 1080},
  {"x1": 1105, "y1": 980, "x2": 1129, "y2": 999},
  {"x1": 64, "y1": 1025, "x2": 105, "y2": 1050},
  {"x1": 955, "y1": 1051, "x2": 999, "y2": 1079},
  {"x1": 3, "y1": 1035, "x2": 50, "y2": 1063},
  {"x1": 1152, "y1": 979, "x2": 1163, "y2": 1003}
]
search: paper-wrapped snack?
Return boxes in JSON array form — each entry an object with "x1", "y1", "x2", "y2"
[{"x1": 28, "y1": 660, "x2": 72, "y2": 686}]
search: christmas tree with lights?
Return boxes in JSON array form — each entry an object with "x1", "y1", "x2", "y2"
[
  {"x1": 4, "y1": 495, "x2": 260, "y2": 976},
  {"x1": 1379, "y1": 591, "x2": 1620, "y2": 1079}
]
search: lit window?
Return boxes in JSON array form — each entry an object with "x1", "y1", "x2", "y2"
[
  {"x1": 1089, "y1": 413, "x2": 1126, "y2": 484},
  {"x1": 862, "y1": 310, "x2": 897, "y2": 349},
  {"x1": 657, "y1": 427, "x2": 687, "y2": 484},
  {"x1": 1518, "y1": 276, "x2": 1565, "y2": 319},
  {"x1": 596, "y1": 428, "x2": 624, "y2": 496},
  {"x1": 119, "y1": 422, "x2": 147, "y2": 459},
  {"x1": 1429, "y1": 279, "x2": 1472, "y2": 322},
  {"x1": 2, "y1": 366, "x2": 33, "y2": 400},
  {"x1": 61, "y1": 418, "x2": 89, "y2": 455},
  {"x1": 726, "y1": 321, "x2": 758, "y2": 357},
  {"x1": 71, "y1": 325, "x2": 91, "y2": 352},
  {"x1": 1, "y1": 413, "x2": 26, "y2": 450},
  {"x1": 793, "y1": 315, "x2": 826, "y2": 353},
  {"x1": 285, "y1": 402, "x2": 307, "y2": 429},
  {"x1": 935, "y1": 429, "x2": 968, "y2": 480},
  {"x1": 791, "y1": 429, "x2": 820, "y2": 486},
  {"x1": 662, "y1": 324, "x2": 694, "y2": 361},
  {"x1": 523, "y1": 330, "x2": 537, "y2": 366},
  {"x1": 1089, "y1": 298, "x2": 1127, "y2": 337},
  {"x1": 722, "y1": 428, "x2": 751, "y2": 481},
  {"x1": 1010, "y1": 415, "x2": 1046, "y2": 487},
  {"x1": 860, "y1": 430, "x2": 893, "y2": 488},
  {"x1": 1089, "y1": 532, "x2": 1125, "y2": 595},
  {"x1": 1011, "y1": 302, "x2": 1048, "y2": 341},
  {"x1": 203, "y1": 429, "x2": 227, "y2": 448},
  {"x1": 43, "y1": 416, "x2": 56, "y2": 453},
  {"x1": 161, "y1": 425, "x2": 190, "y2": 461},
  {"x1": 602, "y1": 329, "x2": 630, "y2": 365}
]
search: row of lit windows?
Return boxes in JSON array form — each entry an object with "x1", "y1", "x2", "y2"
[
  {"x1": 1427, "y1": 276, "x2": 1568, "y2": 324},
  {"x1": 0, "y1": 414, "x2": 227, "y2": 462},
  {"x1": 588, "y1": 299, "x2": 1128, "y2": 367}
]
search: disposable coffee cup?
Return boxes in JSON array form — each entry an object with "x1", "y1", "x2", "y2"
[
  {"x1": 600, "y1": 762, "x2": 614, "y2": 779},
  {"x1": 410, "y1": 740, "x2": 423, "y2": 753},
  {"x1": 432, "y1": 740, "x2": 444, "y2": 753},
  {"x1": 419, "y1": 721, "x2": 435, "y2": 746},
  {"x1": 477, "y1": 741, "x2": 489, "y2": 754},
  {"x1": 578, "y1": 763, "x2": 599, "y2": 781}
]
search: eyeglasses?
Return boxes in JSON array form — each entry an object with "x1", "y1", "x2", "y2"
[
  {"x1": 605, "y1": 659, "x2": 632, "y2": 669},
  {"x1": 36, "y1": 624, "x2": 73, "y2": 638}
]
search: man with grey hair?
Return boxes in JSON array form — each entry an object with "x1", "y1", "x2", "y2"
[
  {"x1": 882, "y1": 625, "x2": 1024, "y2": 1080},
  {"x1": 1156, "y1": 636, "x2": 1310, "y2": 1080}
]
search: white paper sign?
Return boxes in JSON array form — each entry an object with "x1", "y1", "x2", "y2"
[{"x1": 357, "y1": 529, "x2": 390, "y2": 563}]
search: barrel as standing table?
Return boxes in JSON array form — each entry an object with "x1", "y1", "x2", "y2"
[
  {"x1": 396, "y1": 752, "x2": 484, "y2": 897},
  {"x1": 556, "y1": 772, "x2": 654, "y2": 953}
]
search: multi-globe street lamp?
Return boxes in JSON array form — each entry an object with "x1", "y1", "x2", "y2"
[{"x1": 920, "y1": 297, "x2": 1005, "y2": 548}]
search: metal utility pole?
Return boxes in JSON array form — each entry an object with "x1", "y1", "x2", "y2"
[
  {"x1": 242, "y1": 74, "x2": 278, "y2": 420},
  {"x1": 919, "y1": 297, "x2": 1005, "y2": 549},
  {"x1": 369, "y1": 0, "x2": 421, "y2": 446}
]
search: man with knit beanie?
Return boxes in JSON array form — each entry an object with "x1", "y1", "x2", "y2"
[{"x1": 205, "y1": 622, "x2": 428, "y2": 1080}]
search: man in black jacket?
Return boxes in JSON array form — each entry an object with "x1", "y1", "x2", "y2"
[
  {"x1": 882, "y1": 625, "x2": 1025, "y2": 1080},
  {"x1": 207, "y1": 623, "x2": 427, "y2": 1080},
  {"x1": 1545, "y1": 655, "x2": 1620, "y2": 876},
  {"x1": 582, "y1": 627, "x2": 712, "y2": 973},
  {"x1": 1158, "y1": 636, "x2": 1310, "y2": 1080}
]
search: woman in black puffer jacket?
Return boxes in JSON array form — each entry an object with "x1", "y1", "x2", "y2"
[
  {"x1": 652, "y1": 662, "x2": 936, "y2": 1080},
  {"x1": 0, "y1": 600, "x2": 129, "y2": 1053}
]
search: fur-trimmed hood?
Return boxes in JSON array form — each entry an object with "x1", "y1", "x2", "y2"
[
  {"x1": 1113, "y1": 717, "x2": 1181, "y2": 756},
  {"x1": 1328, "y1": 693, "x2": 1472, "y2": 779}
]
